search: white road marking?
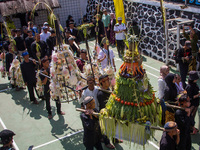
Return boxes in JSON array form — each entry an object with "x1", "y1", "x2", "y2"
[
  {"x1": 0, "y1": 117, "x2": 19, "y2": 150},
  {"x1": 33, "y1": 129, "x2": 84, "y2": 149},
  {"x1": 143, "y1": 64, "x2": 160, "y2": 72},
  {"x1": 147, "y1": 140, "x2": 159, "y2": 150},
  {"x1": 146, "y1": 71, "x2": 159, "y2": 78},
  {"x1": 0, "y1": 88, "x2": 12, "y2": 93}
]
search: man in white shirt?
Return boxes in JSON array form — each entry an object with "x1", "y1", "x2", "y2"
[
  {"x1": 114, "y1": 17, "x2": 126, "y2": 58},
  {"x1": 98, "y1": 37, "x2": 116, "y2": 72},
  {"x1": 40, "y1": 26, "x2": 51, "y2": 42},
  {"x1": 80, "y1": 76, "x2": 100, "y2": 110}
]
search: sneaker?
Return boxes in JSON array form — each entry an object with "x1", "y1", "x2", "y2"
[{"x1": 105, "y1": 143, "x2": 115, "y2": 149}]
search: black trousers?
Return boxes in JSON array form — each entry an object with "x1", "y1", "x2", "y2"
[
  {"x1": 27, "y1": 82, "x2": 36, "y2": 101},
  {"x1": 44, "y1": 91, "x2": 61, "y2": 115},
  {"x1": 116, "y1": 40, "x2": 125, "y2": 56},
  {"x1": 84, "y1": 141, "x2": 103, "y2": 150},
  {"x1": 102, "y1": 135, "x2": 110, "y2": 145},
  {"x1": 179, "y1": 62, "x2": 189, "y2": 88},
  {"x1": 105, "y1": 27, "x2": 110, "y2": 40}
]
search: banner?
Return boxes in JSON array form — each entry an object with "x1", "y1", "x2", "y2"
[{"x1": 113, "y1": 0, "x2": 126, "y2": 23}]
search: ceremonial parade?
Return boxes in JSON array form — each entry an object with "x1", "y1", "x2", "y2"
[{"x1": 0, "y1": 0, "x2": 200, "y2": 149}]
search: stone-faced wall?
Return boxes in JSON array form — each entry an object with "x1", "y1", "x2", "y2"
[
  {"x1": 86, "y1": 0, "x2": 115, "y2": 21},
  {"x1": 86, "y1": 0, "x2": 200, "y2": 63}
]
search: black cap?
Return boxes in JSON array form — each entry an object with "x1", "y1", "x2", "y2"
[
  {"x1": 50, "y1": 29, "x2": 55, "y2": 34},
  {"x1": 99, "y1": 74, "x2": 109, "y2": 82},
  {"x1": 0, "y1": 129, "x2": 15, "y2": 144},
  {"x1": 81, "y1": 49, "x2": 87, "y2": 53},
  {"x1": 188, "y1": 71, "x2": 199, "y2": 81}
]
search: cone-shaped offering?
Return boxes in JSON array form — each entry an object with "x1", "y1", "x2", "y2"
[{"x1": 99, "y1": 36, "x2": 161, "y2": 146}]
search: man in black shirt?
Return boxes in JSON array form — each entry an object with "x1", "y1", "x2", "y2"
[
  {"x1": 25, "y1": 30, "x2": 35, "y2": 58},
  {"x1": 31, "y1": 33, "x2": 48, "y2": 61},
  {"x1": 20, "y1": 51, "x2": 38, "y2": 104},
  {"x1": 22, "y1": 26, "x2": 28, "y2": 40},
  {"x1": 160, "y1": 121, "x2": 180, "y2": 150},
  {"x1": 93, "y1": 14, "x2": 105, "y2": 45},
  {"x1": 97, "y1": 74, "x2": 115, "y2": 149},
  {"x1": 69, "y1": 21, "x2": 79, "y2": 44},
  {"x1": 69, "y1": 37, "x2": 80, "y2": 57},
  {"x1": 2, "y1": 36, "x2": 10, "y2": 52},
  {"x1": 97, "y1": 74, "x2": 110, "y2": 110},
  {"x1": 80, "y1": 96, "x2": 103, "y2": 150},
  {"x1": 177, "y1": 40, "x2": 192, "y2": 88},
  {"x1": 5, "y1": 45, "x2": 14, "y2": 79},
  {"x1": 14, "y1": 29, "x2": 26, "y2": 55},
  {"x1": 40, "y1": 58, "x2": 65, "y2": 119},
  {"x1": 46, "y1": 29, "x2": 56, "y2": 58}
]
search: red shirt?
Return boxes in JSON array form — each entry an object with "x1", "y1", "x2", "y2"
[{"x1": 76, "y1": 59, "x2": 85, "y2": 72}]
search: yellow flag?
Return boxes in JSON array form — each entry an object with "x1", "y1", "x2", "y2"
[
  {"x1": 113, "y1": 0, "x2": 125, "y2": 24},
  {"x1": 160, "y1": 0, "x2": 166, "y2": 32}
]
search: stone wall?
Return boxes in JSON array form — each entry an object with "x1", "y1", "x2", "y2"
[
  {"x1": 86, "y1": 0, "x2": 200, "y2": 64},
  {"x1": 86, "y1": 0, "x2": 115, "y2": 21}
]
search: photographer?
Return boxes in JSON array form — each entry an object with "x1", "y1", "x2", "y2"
[
  {"x1": 177, "y1": 40, "x2": 192, "y2": 88},
  {"x1": 183, "y1": 23, "x2": 198, "y2": 71}
]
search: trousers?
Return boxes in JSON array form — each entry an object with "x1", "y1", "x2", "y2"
[
  {"x1": 116, "y1": 40, "x2": 125, "y2": 57},
  {"x1": 27, "y1": 82, "x2": 36, "y2": 101},
  {"x1": 45, "y1": 91, "x2": 61, "y2": 114}
]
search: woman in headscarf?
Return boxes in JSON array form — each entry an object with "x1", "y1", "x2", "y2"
[
  {"x1": 164, "y1": 73, "x2": 178, "y2": 123},
  {"x1": 109, "y1": 13, "x2": 116, "y2": 45}
]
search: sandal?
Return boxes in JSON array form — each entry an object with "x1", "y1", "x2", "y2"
[
  {"x1": 58, "y1": 111, "x2": 65, "y2": 115},
  {"x1": 112, "y1": 138, "x2": 123, "y2": 143},
  {"x1": 195, "y1": 127, "x2": 199, "y2": 132},
  {"x1": 105, "y1": 144, "x2": 115, "y2": 149},
  {"x1": 48, "y1": 114, "x2": 53, "y2": 120}
]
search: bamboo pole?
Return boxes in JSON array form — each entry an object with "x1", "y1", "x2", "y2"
[{"x1": 76, "y1": 108, "x2": 164, "y2": 131}]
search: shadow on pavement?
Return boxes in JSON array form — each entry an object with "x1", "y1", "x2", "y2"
[
  {"x1": 0, "y1": 83, "x2": 9, "y2": 90},
  {"x1": 55, "y1": 130, "x2": 84, "y2": 150},
  {"x1": 5, "y1": 88, "x2": 52, "y2": 120},
  {"x1": 49, "y1": 115, "x2": 67, "y2": 135}
]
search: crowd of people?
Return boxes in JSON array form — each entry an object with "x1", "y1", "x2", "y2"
[
  {"x1": 0, "y1": 9, "x2": 199, "y2": 150},
  {"x1": 158, "y1": 65, "x2": 199, "y2": 149}
]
